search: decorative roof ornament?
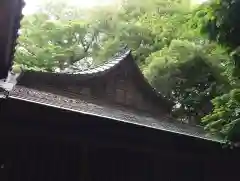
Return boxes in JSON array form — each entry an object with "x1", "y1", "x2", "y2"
[{"x1": 0, "y1": 65, "x2": 23, "y2": 98}]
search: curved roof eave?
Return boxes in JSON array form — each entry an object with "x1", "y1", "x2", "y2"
[
  {"x1": 21, "y1": 48, "x2": 131, "y2": 82},
  {"x1": 19, "y1": 48, "x2": 173, "y2": 113}
]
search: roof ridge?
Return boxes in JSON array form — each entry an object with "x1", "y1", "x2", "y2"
[
  {"x1": 75, "y1": 48, "x2": 131, "y2": 75},
  {"x1": 22, "y1": 48, "x2": 131, "y2": 79},
  {"x1": 82, "y1": 46, "x2": 130, "y2": 71},
  {"x1": 125, "y1": 54, "x2": 174, "y2": 111}
]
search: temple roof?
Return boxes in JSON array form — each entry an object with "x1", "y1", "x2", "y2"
[
  {"x1": 0, "y1": 0, "x2": 220, "y2": 142},
  {"x1": 18, "y1": 49, "x2": 173, "y2": 114},
  {"x1": 10, "y1": 49, "x2": 220, "y2": 142}
]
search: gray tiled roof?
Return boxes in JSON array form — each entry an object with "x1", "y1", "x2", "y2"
[
  {"x1": 19, "y1": 48, "x2": 173, "y2": 111},
  {"x1": 60, "y1": 48, "x2": 130, "y2": 76},
  {"x1": 20, "y1": 48, "x2": 131, "y2": 82},
  {"x1": 10, "y1": 86, "x2": 221, "y2": 142},
  {"x1": 12, "y1": 48, "x2": 219, "y2": 142},
  {"x1": 79, "y1": 50, "x2": 130, "y2": 75}
]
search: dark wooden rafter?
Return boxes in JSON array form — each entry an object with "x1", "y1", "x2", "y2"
[{"x1": 0, "y1": 0, "x2": 24, "y2": 79}]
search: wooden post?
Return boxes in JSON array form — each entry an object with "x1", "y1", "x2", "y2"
[
  {"x1": 79, "y1": 146, "x2": 91, "y2": 181},
  {"x1": 0, "y1": 0, "x2": 24, "y2": 79}
]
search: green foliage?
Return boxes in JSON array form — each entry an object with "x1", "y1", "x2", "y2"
[
  {"x1": 144, "y1": 40, "x2": 230, "y2": 123},
  {"x1": 199, "y1": 0, "x2": 240, "y2": 50},
  {"x1": 196, "y1": 0, "x2": 240, "y2": 75},
  {"x1": 189, "y1": 0, "x2": 240, "y2": 141},
  {"x1": 202, "y1": 89, "x2": 240, "y2": 141},
  {"x1": 16, "y1": 12, "x2": 102, "y2": 71}
]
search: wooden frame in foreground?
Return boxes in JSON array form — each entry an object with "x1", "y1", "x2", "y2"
[{"x1": 0, "y1": 0, "x2": 24, "y2": 79}]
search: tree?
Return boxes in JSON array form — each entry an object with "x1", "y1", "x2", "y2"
[
  {"x1": 185, "y1": 0, "x2": 240, "y2": 141},
  {"x1": 199, "y1": 0, "x2": 240, "y2": 50},
  {"x1": 202, "y1": 89, "x2": 240, "y2": 141},
  {"x1": 16, "y1": 7, "x2": 102, "y2": 71},
  {"x1": 195, "y1": 0, "x2": 240, "y2": 75},
  {"x1": 144, "y1": 39, "x2": 231, "y2": 123}
]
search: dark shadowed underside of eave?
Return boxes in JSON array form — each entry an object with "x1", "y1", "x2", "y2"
[{"x1": 9, "y1": 86, "x2": 220, "y2": 142}]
